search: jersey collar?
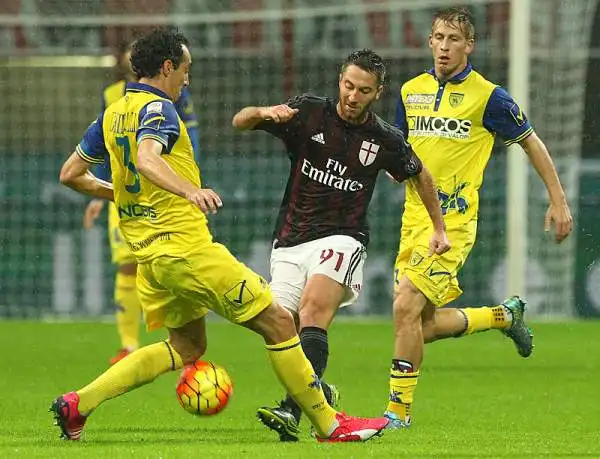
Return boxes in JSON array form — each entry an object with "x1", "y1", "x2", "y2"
[
  {"x1": 427, "y1": 62, "x2": 473, "y2": 83},
  {"x1": 126, "y1": 82, "x2": 171, "y2": 100}
]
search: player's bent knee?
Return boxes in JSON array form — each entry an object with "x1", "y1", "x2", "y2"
[
  {"x1": 393, "y1": 277, "x2": 426, "y2": 327},
  {"x1": 242, "y1": 302, "x2": 296, "y2": 345}
]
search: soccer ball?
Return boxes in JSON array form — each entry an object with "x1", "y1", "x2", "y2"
[{"x1": 176, "y1": 360, "x2": 233, "y2": 416}]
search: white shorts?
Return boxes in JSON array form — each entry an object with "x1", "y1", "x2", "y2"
[{"x1": 270, "y1": 235, "x2": 367, "y2": 313}]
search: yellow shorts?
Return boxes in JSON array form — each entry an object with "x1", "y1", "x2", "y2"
[
  {"x1": 136, "y1": 242, "x2": 273, "y2": 331},
  {"x1": 394, "y1": 220, "x2": 477, "y2": 307},
  {"x1": 108, "y1": 202, "x2": 136, "y2": 265}
]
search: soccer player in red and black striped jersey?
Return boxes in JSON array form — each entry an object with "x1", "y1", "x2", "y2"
[{"x1": 233, "y1": 49, "x2": 450, "y2": 441}]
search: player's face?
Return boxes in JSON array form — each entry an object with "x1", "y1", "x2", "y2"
[
  {"x1": 337, "y1": 64, "x2": 382, "y2": 124},
  {"x1": 165, "y1": 44, "x2": 191, "y2": 101},
  {"x1": 429, "y1": 19, "x2": 474, "y2": 80}
]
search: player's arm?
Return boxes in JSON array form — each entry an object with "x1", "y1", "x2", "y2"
[
  {"x1": 59, "y1": 153, "x2": 114, "y2": 200},
  {"x1": 410, "y1": 167, "x2": 451, "y2": 256},
  {"x1": 386, "y1": 138, "x2": 450, "y2": 256},
  {"x1": 519, "y1": 132, "x2": 573, "y2": 243},
  {"x1": 60, "y1": 115, "x2": 114, "y2": 200},
  {"x1": 136, "y1": 101, "x2": 221, "y2": 214},
  {"x1": 136, "y1": 138, "x2": 222, "y2": 214},
  {"x1": 231, "y1": 104, "x2": 299, "y2": 130},
  {"x1": 483, "y1": 86, "x2": 573, "y2": 243}
]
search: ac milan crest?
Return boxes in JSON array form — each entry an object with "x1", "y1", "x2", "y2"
[{"x1": 359, "y1": 140, "x2": 379, "y2": 166}]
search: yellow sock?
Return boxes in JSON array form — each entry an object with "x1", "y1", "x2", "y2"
[
  {"x1": 266, "y1": 335, "x2": 337, "y2": 437},
  {"x1": 77, "y1": 341, "x2": 183, "y2": 414},
  {"x1": 386, "y1": 369, "x2": 420, "y2": 422},
  {"x1": 461, "y1": 306, "x2": 509, "y2": 335},
  {"x1": 114, "y1": 272, "x2": 141, "y2": 350}
]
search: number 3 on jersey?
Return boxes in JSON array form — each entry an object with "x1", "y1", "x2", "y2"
[{"x1": 116, "y1": 136, "x2": 140, "y2": 193}]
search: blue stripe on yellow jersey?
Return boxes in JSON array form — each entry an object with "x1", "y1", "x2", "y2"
[
  {"x1": 77, "y1": 82, "x2": 210, "y2": 262},
  {"x1": 101, "y1": 80, "x2": 200, "y2": 163},
  {"x1": 395, "y1": 63, "x2": 533, "y2": 225}
]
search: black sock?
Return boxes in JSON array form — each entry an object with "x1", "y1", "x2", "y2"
[{"x1": 283, "y1": 326, "x2": 329, "y2": 422}]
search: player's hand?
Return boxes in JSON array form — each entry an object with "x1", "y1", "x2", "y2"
[
  {"x1": 428, "y1": 228, "x2": 451, "y2": 257},
  {"x1": 261, "y1": 104, "x2": 299, "y2": 123},
  {"x1": 545, "y1": 201, "x2": 573, "y2": 243},
  {"x1": 83, "y1": 199, "x2": 105, "y2": 229},
  {"x1": 186, "y1": 188, "x2": 223, "y2": 215}
]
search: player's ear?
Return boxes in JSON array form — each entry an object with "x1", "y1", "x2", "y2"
[
  {"x1": 428, "y1": 34, "x2": 433, "y2": 49},
  {"x1": 465, "y1": 38, "x2": 475, "y2": 55},
  {"x1": 162, "y1": 59, "x2": 174, "y2": 77},
  {"x1": 375, "y1": 85, "x2": 383, "y2": 101}
]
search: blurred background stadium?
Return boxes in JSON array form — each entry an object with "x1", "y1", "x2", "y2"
[{"x1": 0, "y1": 0, "x2": 598, "y2": 320}]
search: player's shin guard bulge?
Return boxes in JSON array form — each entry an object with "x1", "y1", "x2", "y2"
[
  {"x1": 460, "y1": 305, "x2": 509, "y2": 335},
  {"x1": 386, "y1": 363, "x2": 420, "y2": 428},
  {"x1": 75, "y1": 341, "x2": 184, "y2": 414},
  {"x1": 265, "y1": 335, "x2": 337, "y2": 437}
]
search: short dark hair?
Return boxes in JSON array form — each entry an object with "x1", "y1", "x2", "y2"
[
  {"x1": 341, "y1": 49, "x2": 386, "y2": 86},
  {"x1": 432, "y1": 7, "x2": 475, "y2": 40},
  {"x1": 130, "y1": 28, "x2": 189, "y2": 80}
]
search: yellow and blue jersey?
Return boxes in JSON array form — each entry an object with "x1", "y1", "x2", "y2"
[
  {"x1": 101, "y1": 80, "x2": 200, "y2": 163},
  {"x1": 396, "y1": 63, "x2": 533, "y2": 226},
  {"x1": 76, "y1": 82, "x2": 211, "y2": 263}
]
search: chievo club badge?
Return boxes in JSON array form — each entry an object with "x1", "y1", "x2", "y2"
[
  {"x1": 449, "y1": 92, "x2": 464, "y2": 108},
  {"x1": 359, "y1": 140, "x2": 379, "y2": 166}
]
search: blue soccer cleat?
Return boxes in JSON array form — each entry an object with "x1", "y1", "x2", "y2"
[
  {"x1": 502, "y1": 296, "x2": 534, "y2": 358},
  {"x1": 383, "y1": 410, "x2": 411, "y2": 430}
]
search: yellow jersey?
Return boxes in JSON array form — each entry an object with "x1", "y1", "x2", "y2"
[
  {"x1": 76, "y1": 82, "x2": 211, "y2": 262},
  {"x1": 396, "y1": 64, "x2": 533, "y2": 226}
]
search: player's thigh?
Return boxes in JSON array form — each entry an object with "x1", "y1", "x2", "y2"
[
  {"x1": 394, "y1": 225, "x2": 417, "y2": 287},
  {"x1": 269, "y1": 249, "x2": 306, "y2": 315},
  {"x1": 396, "y1": 221, "x2": 477, "y2": 307},
  {"x1": 156, "y1": 243, "x2": 273, "y2": 325},
  {"x1": 305, "y1": 235, "x2": 367, "y2": 308},
  {"x1": 136, "y1": 260, "x2": 209, "y2": 332},
  {"x1": 108, "y1": 202, "x2": 136, "y2": 265}
]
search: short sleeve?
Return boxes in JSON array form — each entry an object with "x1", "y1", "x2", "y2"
[
  {"x1": 483, "y1": 86, "x2": 534, "y2": 145},
  {"x1": 91, "y1": 156, "x2": 112, "y2": 183},
  {"x1": 384, "y1": 137, "x2": 423, "y2": 183},
  {"x1": 253, "y1": 94, "x2": 307, "y2": 140},
  {"x1": 395, "y1": 93, "x2": 409, "y2": 138},
  {"x1": 76, "y1": 113, "x2": 109, "y2": 164},
  {"x1": 136, "y1": 100, "x2": 181, "y2": 153}
]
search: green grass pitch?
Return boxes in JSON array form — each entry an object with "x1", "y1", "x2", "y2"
[{"x1": 1, "y1": 319, "x2": 599, "y2": 458}]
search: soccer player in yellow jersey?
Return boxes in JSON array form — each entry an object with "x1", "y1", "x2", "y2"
[
  {"x1": 52, "y1": 28, "x2": 388, "y2": 442},
  {"x1": 384, "y1": 7, "x2": 574, "y2": 428},
  {"x1": 82, "y1": 42, "x2": 201, "y2": 365}
]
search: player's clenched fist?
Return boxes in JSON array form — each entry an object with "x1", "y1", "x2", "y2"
[
  {"x1": 428, "y1": 228, "x2": 451, "y2": 257},
  {"x1": 186, "y1": 188, "x2": 223, "y2": 214},
  {"x1": 260, "y1": 104, "x2": 299, "y2": 123}
]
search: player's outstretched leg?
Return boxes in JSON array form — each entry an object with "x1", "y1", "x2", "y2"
[
  {"x1": 421, "y1": 296, "x2": 533, "y2": 357},
  {"x1": 50, "y1": 318, "x2": 206, "y2": 440},
  {"x1": 246, "y1": 303, "x2": 388, "y2": 442}
]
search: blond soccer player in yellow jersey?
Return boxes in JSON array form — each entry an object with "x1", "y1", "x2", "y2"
[
  {"x1": 83, "y1": 42, "x2": 201, "y2": 365},
  {"x1": 52, "y1": 28, "x2": 389, "y2": 443},
  {"x1": 384, "y1": 7, "x2": 574, "y2": 428}
]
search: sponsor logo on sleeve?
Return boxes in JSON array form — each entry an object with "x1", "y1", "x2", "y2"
[{"x1": 146, "y1": 101, "x2": 163, "y2": 114}]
